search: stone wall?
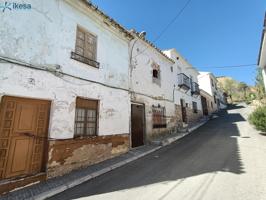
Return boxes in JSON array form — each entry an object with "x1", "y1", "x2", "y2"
[
  {"x1": 187, "y1": 108, "x2": 203, "y2": 125},
  {"x1": 47, "y1": 134, "x2": 129, "y2": 178}
]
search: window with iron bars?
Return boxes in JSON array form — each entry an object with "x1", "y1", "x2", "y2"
[
  {"x1": 74, "y1": 97, "x2": 98, "y2": 137},
  {"x1": 152, "y1": 105, "x2": 166, "y2": 128}
]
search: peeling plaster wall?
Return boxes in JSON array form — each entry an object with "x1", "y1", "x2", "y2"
[
  {"x1": 130, "y1": 40, "x2": 177, "y2": 139},
  {"x1": 130, "y1": 42, "x2": 202, "y2": 140},
  {"x1": 0, "y1": 0, "x2": 130, "y2": 139}
]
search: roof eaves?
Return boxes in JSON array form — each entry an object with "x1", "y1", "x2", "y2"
[
  {"x1": 80, "y1": 0, "x2": 134, "y2": 40},
  {"x1": 130, "y1": 30, "x2": 175, "y2": 64}
]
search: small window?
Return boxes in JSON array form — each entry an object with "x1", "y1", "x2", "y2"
[
  {"x1": 170, "y1": 66, "x2": 173, "y2": 72},
  {"x1": 211, "y1": 101, "x2": 213, "y2": 108},
  {"x1": 74, "y1": 97, "x2": 98, "y2": 137},
  {"x1": 152, "y1": 63, "x2": 161, "y2": 85},
  {"x1": 214, "y1": 96, "x2": 217, "y2": 104},
  {"x1": 192, "y1": 101, "x2": 198, "y2": 113},
  {"x1": 153, "y1": 69, "x2": 159, "y2": 78},
  {"x1": 152, "y1": 106, "x2": 166, "y2": 128}
]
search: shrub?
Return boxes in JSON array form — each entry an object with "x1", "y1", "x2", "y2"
[{"x1": 249, "y1": 106, "x2": 266, "y2": 133}]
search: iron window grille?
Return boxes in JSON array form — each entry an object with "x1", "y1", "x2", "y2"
[{"x1": 152, "y1": 105, "x2": 167, "y2": 128}]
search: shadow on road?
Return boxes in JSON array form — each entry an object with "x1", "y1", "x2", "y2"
[{"x1": 50, "y1": 105, "x2": 246, "y2": 200}]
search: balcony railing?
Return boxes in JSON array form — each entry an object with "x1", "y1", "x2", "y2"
[
  {"x1": 178, "y1": 73, "x2": 190, "y2": 90},
  {"x1": 71, "y1": 51, "x2": 100, "y2": 68},
  {"x1": 191, "y1": 82, "x2": 200, "y2": 96}
]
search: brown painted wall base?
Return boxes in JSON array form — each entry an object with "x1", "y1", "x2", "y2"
[
  {"x1": 47, "y1": 134, "x2": 129, "y2": 178},
  {"x1": 0, "y1": 134, "x2": 129, "y2": 195}
]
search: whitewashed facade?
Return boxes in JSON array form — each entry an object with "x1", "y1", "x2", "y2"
[
  {"x1": 0, "y1": 0, "x2": 132, "y2": 188},
  {"x1": 198, "y1": 72, "x2": 221, "y2": 111},
  {"x1": 0, "y1": 0, "x2": 132, "y2": 139},
  {"x1": 258, "y1": 13, "x2": 266, "y2": 90},
  {"x1": 129, "y1": 34, "x2": 203, "y2": 141},
  {"x1": 0, "y1": 0, "x2": 206, "y2": 192}
]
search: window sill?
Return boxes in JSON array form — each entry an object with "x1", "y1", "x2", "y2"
[
  {"x1": 73, "y1": 135, "x2": 98, "y2": 140},
  {"x1": 71, "y1": 51, "x2": 100, "y2": 68}
]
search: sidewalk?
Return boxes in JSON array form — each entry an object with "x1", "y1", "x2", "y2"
[{"x1": 0, "y1": 118, "x2": 209, "y2": 200}]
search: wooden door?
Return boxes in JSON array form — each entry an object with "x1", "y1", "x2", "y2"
[
  {"x1": 201, "y1": 96, "x2": 208, "y2": 116},
  {"x1": 131, "y1": 104, "x2": 144, "y2": 148},
  {"x1": 180, "y1": 99, "x2": 187, "y2": 123},
  {"x1": 0, "y1": 96, "x2": 50, "y2": 180}
]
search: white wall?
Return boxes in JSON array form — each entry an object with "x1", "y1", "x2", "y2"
[
  {"x1": 130, "y1": 40, "x2": 176, "y2": 137},
  {"x1": 259, "y1": 31, "x2": 266, "y2": 90},
  {"x1": 263, "y1": 68, "x2": 266, "y2": 91},
  {"x1": 198, "y1": 72, "x2": 220, "y2": 110},
  {"x1": 0, "y1": 0, "x2": 130, "y2": 139},
  {"x1": 198, "y1": 73, "x2": 213, "y2": 96},
  {"x1": 130, "y1": 44, "x2": 203, "y2": 138},
  {"x1": 164, "y1": 49, "x2": 202, "y2": 112}
]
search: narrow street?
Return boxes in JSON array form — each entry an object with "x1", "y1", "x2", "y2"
[{"x1": 48, "y1": 104, "x2": 266, "y2": 200}]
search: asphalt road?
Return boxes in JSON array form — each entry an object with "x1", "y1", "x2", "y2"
[{"x1": 49, "y1": 104, "x2": 266, "y2": 200}]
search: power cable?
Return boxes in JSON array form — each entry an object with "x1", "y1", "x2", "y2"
[
  {"x1": 197, "y1": 64, "x2": 257, "y2": 69},
  {"x1": 133, "y1": 0, "x2": 193, "y2": 59}
]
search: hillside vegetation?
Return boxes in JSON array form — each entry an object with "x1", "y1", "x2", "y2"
[{"x1": 217, "y1": 76, "x2": 255, "y2": 103}]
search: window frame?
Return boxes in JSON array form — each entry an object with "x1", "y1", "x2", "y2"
[
  {"x1": 152, "y1": 62, "x2": 161, "y2": 85},
  {"x1": 76, "y1": 26, "x2": 97, "y2": 60},
  {"x1": 192, "y1": 101, "x2": 198, "y2": 113},
  {"x1": 74, "y1": 97, "x2": 99, "y2": 138},
  {"x1": 152, "y1": 105, "x2": 167, "y2": 129},
  {"x1": 72, "y1": 26, "x2": 99, "y2": 68}
]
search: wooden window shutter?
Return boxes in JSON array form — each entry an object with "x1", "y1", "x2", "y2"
[{"x1": 75, "y1": 27, "x2": 97, "y2": 61}]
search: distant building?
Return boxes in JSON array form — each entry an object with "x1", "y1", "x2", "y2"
[
  {"x1": 198, "y1": 72, "x2": 219, "y2": 111},
  {"x1": 258, "y1": 12, "x2": 266, "y2": 90},
  {"x1": 200, "y1": 89, "x2": 217, "y2": 116}
]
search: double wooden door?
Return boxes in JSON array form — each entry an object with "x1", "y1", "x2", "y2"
[{"x1": 0, "y1": 96, "x2": 50, "y2": 180}]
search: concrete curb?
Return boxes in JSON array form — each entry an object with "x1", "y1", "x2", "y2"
[
  {"x1": 160, "y1": 119, "x2": 209, "y2": 147},
  {"x1": 33, "y1": 119, "x2": 209, "y2": 200},
  {"x1": 34, "y1": 146, "x2": 161, "y2": 200}
]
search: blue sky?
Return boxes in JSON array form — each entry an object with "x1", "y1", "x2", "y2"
[{"x1": 92, "y1": 0, "x2": 266, "y2": 86}]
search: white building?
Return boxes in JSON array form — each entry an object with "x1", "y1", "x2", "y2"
[
  {"x1": 129, "y1": 32, "x2": 203, "y2": 144},
  {"x1": 0, "y1": 0, "x2": 132, "y2": 190},
  {"x1": 198, "y1": 72, "x2": 219, "y2": 111},
  {"x1": 164, "y1": 49, "x2": 203, "y2": 124},
  {"x1": 0, "y1": 0, "x2": 206, "y2": 193},
  {"x1": 258, "y1": 13, "x2": 266, "y2": 90}
]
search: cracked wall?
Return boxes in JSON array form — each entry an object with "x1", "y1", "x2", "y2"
[{"x1": 0, "y1": 0, "x2": 131, "y2": 139}]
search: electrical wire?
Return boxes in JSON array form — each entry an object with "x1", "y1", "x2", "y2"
[
  {"x1": 197, "y1": 64, "x2": 257, "y2": 69},
  {"x1": 153, "y1": 0, "x2": 193, "y2": 43},
  {"x1": 133, "y1": 0, "x2": 193, "y2": 59}
]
